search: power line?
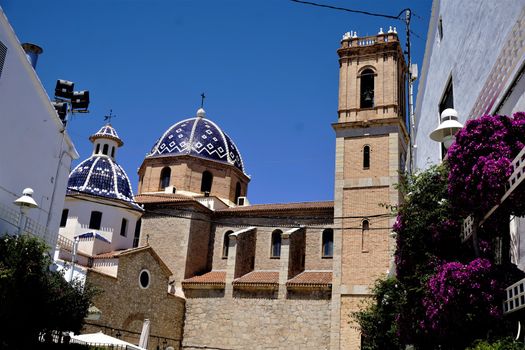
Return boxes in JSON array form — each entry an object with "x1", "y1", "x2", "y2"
[
  {"x1": 290, "y1": 0, "x2": 406, "y2": 20},
  {"x1": 65, "y1": 189, "x2": 396, "y2": 231}
]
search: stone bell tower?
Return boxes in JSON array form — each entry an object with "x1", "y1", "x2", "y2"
[{"x1": 330, "y1": 27, "x2": 408, "y2": 349}]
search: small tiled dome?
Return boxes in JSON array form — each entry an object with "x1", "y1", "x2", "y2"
[
  {"x1": 89, "y1": 124, "x2": 123, "y2": 146},
  {"x1": 148, "y1": 109, "x2": 245, "y2": 173},
  {"x1": 68, "y1": 123, "x2": 136, "y2": 206},
  {"x1": 68, "y1": 156, "x2": 135, "y2": 202}
]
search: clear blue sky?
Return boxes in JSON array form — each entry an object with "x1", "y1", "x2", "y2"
[{"x1": 2, "y1": 0, "x2": 431, "y2": 204}]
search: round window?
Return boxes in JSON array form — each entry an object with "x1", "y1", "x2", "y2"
[{"x1": 139, "y1": 269, "x2": 150, "y2": 289}]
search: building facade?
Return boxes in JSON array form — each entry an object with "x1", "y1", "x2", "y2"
[
  {"x1": 126, "y1": 28, "x2": 407, "y2": 350},
  {"x1": 0, "y1": 7, "x2": 78, "y2": 247}
]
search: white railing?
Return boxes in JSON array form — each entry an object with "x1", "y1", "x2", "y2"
[
  {"x1": 504, "y1": 278, "x2": 525, "y2": 314},
  {"x1": 0, "y1": 201, "x2": 51, "y2": 242}
]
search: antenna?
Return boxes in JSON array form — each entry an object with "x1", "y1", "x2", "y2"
[
  {"x1": 200, "y1": 93, "x2": 206, "y2": 108},
  {"x1": 104, "y1": 109, "x2": 117, "y2": 124}
]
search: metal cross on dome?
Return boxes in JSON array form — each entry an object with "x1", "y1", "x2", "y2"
[
  {"x1": 201, "y1": 93, "x2": 206, "y2": 108},
  {"x1": 104, "y1": 109, "x2": 116, "y2": 124}
]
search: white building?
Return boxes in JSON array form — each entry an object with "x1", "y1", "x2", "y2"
[
  {"x1": 0, "y1": 7, "x2": 78, "y2": 247},
  {"x1": 414, "y1": 0, "x2": 525, "y2": 167},
  {"x1": 56, "y1": 123, "x2": 143, "y2": 281}
]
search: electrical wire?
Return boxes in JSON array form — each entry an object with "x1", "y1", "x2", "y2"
[
  {"x1": 290, "y1": 0, "x2": 407, "y2": 20},
  {"x1": 66, "y1": 189, "x2": 397, "y2": 231}
]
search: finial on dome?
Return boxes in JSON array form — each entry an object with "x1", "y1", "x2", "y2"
[{"x1": 196, "y1": 108, "x2": 206, "y2": 118}]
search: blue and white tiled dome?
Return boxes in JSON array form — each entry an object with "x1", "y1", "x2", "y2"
[
  {"x1": 68, "y1": 156, "x2": 135, "y2": 202},
  {"x1": 148, "y1": 108, "x2": 245, "y2": 173},
  {"x1": 68, "y1": 124, "x2": 137, "y2": 206}
]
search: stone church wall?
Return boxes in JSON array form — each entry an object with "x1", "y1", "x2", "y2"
[{"x1": 182, "y1": 296, "x2": 331, "y2": 350}]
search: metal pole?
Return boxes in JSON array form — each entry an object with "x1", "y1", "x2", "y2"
[
  {"x1": 405, "y1": 9, "x2": 416, "y2": 173},
  {"x1": 69, "y1": 237, "x2": 79, "y2": 283}
]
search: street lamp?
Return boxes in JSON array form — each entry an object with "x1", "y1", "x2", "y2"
[
  {"x1": 13, "y1": 188, "x2": 38, "y2": 235},
  {"x1": 430, "y1": 108, "x2": 464, "y2": 149}
]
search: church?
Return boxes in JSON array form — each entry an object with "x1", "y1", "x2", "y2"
[{"x1": 56, "y1": 27, "x2": 407, "y2": 350}]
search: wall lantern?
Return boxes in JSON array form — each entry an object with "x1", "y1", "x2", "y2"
[{"x1": 429, "y1": 108, "x2": 464, "y2": 149}]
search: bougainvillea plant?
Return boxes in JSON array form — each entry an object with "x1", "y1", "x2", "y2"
[
  {"x1": 421, "y1": 258, "x2": 502, "y2": 348},
  {"x1": 448, "y1": 112, "x2": 525, "y2": 218}
]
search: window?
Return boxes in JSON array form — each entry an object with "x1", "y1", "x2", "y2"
[
  {"x1": 222, "y1": 230, "x2": 233, "y2": 258},
  {"x1": 89, "y1": 211, "x2": 102, "y2": 230},
  {"x1": 438, "y1": 16, "x2": 443, "y2": 41},
  {"x1": 139, "y1": 269, "x2": 150, "y2": 289},
  {"x1": 0, "y1": 40, "x2": 7, "y2": 78},
  {"x1": 322, "y1": 229, "x2": 334, "y2": 258},
  {"x1": 362, "y1": 219, "x2": 370, "y2": 252},
  {"x1": 60, "y1": 209, "x2": 69, "y2": 227},
  {"x1": 360, "y1": 68, "x2": 375, "y2": 108},
  {"x1": 235, "y1": 182, "x2": 241, "y2": 203},
  {"x1": 133, "y1": 219, "x2": 142, "y2": 248},
  {"x1": 102, "y1": 144, "x2": 109, "y2": 155},
  {"x1": 120, "y1": 218, "x2": 128, "y2": 237},
  {"x1": 201, "y1": 171, "x2": 213, "y2": 193},
  {"x1": 271, "y1": 230, "x2": 282, "y2": 258},
  {"x1": 111, "y1": 146, "x2": 115, "y2": 158},
  {"x1": 159, "y1": 167, "x2": 171, "y2": 189},
  {"x1": 95, "y1": 144, "x2": 100, "y2": 154},
  {"x1": 363, "y1": 145, "x2": 370, "y2": 169}
]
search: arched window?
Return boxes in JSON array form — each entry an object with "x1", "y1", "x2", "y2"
[
  {"x1": 95, "y1": 144, "x2": 100, "y2": 154},
  {"x1": 362, "y1": 219, "x2": 370, "y2": 252},
  {"x1": 89, "y1": 211, "x2": 103, "y2": 230},
  {"x1": 360, "y1": 68, "x2": 375, "y2": 108},
  {"x1": 271, "y1": 230, "x2": 282, "y2": 258},
  {"x1": 159, "y1": 167, "x2": 171, "y2": 189},
  {"x1": 201, "y1": 171, "x2": 213, "y2": 193},
  {"x1": 363, "y1": 145, "x2": 370, "y2": 169},
  {"x1": 322, "y1": 229, "x2": 334, "y2": 258},
  {"x1": 111, "y1": 146, "x2": 115, "y2": 158},
  {"x1": 222, "y1": 230, "x2": 233, "y2": 258},
  {"x1": 235, "y1": 182, "x2": 241, "y2": 203},
  {"x1": 102, "y1": 144, "x2": 109, "y2": 155}
]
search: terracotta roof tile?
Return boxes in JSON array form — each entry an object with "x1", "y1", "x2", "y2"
[
  {"x1": 217, "y1": 201, "x2": 334, "y2": 213},
  {"x1": 286, "y1": 271, "x2": 333, "y2": 288},
  {"x1": 135, "y1": 193, "x2": 195, "y2": 204},
  {"x1": 233, "y1": 271, "x2": 279, "y2": 285},
  {"x1": 182, "y1": 271, "x2": 226, "y2": 285}
]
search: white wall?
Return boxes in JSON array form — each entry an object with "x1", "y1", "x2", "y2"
[
  {"x1": 0, "y1": 8, "x2": 78, "y2": 248},
  {"x1": 414, "y1": 0, "x2": 525, "y2": 168},
  {"x1": 59, "y1": 195, "x2": 141, "y2": 252}
]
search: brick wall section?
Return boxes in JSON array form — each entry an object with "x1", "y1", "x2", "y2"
[
  {"x1": 288, "y1": 228, "x2": 306, "y2": 278},
  {"x1": 340, "y1": 295, "x2": 366, "y2": 350},
  {"x1": 305, "y1": 227, "x2": 334, "y2": 270},
  {"x1": 139, "y1": 207, "x2": 213, "y2": 286},
  {"x1": 138, "y1": 156, "x2": 249, "y2": 204},
  {"x1": 185, "y1": 212, "x2": 212, "y2": 278},
  {"x1": 341, "y1": 187, "x2": 390, "y2": 287},
  {"x1": 344, "y1": 135, "x2": 390, "y2": 180},
  {"x1": 182, "y1": 297, "x2": 331, "y2": 350},
  {"x1": 234, "y1": 228, "x2": 256, "y2": 278},
  {"x1": 85, "y1": 249, "x2": 185, "y2": 350}
]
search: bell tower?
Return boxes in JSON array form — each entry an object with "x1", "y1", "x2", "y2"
[{"x1": 330, "y1": 28, "x2": 408, "y2": 349}]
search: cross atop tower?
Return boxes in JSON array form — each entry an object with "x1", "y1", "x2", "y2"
[
  {"x1": 200, "y1": 93, "x2": 206, "y2": 108},
  {"x1": 104, "y1": 109, "x2": 116, "y2": 124}
]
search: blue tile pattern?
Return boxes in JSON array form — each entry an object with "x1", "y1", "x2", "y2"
[
  {"x1": 148, "y1": 117, "x2": 245, "y2": 173},
  {"x1": 89, "y1": 124, "x2": 123, "y2": 146},
  {"x1": 76, "y1": 232, "x2": 111, "y2": 243},
  {"x1": 68, "y1": 155, "x2": 137, "y2": 206}
]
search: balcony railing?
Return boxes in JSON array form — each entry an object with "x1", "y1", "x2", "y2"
[{"x1": 504, "y1": 278, "x2": 525, "y2": 314}]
